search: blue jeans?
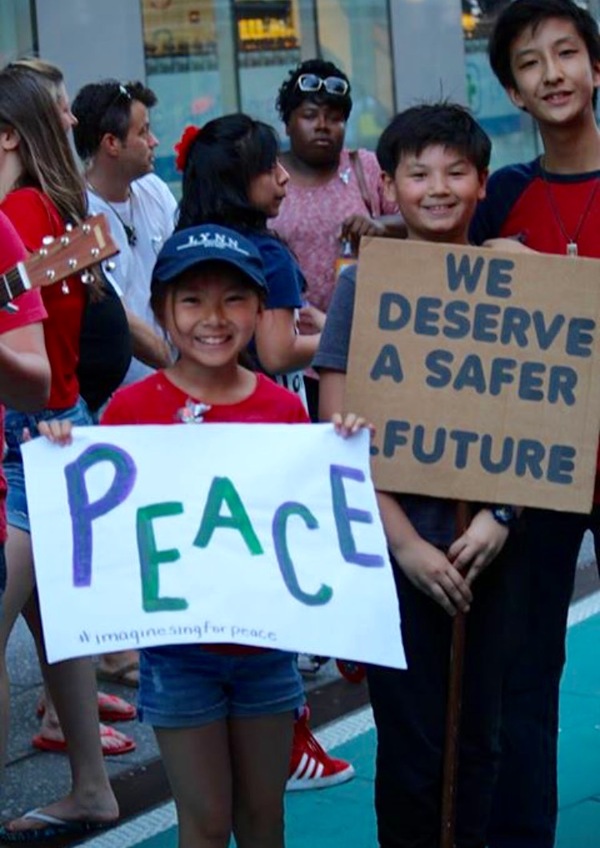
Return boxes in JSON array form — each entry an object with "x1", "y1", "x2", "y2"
[
  {"x1": 139, "y1": 647, "x2": 304, "y2": 728},
  {"x1": 4, "y1": 397, "x2": 93, "y2": 532},
  {"x1": 488, "y1": 507, "x2": 598, "y2": 848}
]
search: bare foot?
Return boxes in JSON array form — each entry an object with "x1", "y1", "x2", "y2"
[{"x1": 96, "y1": 650, "x2": 140, "y2": 687}]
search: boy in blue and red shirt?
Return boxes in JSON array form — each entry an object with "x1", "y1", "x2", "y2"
[{"x1": 470, "y1": 2, "x2": 600, "y2": 845}]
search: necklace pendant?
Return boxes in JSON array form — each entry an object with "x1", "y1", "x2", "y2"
[
  {"x1": 339, "y1": 167, "x2": 351, "y2": 185},
  {"x1": 567, "y1": 242, "x2": 578, "y2": 257},
  {"x1": 124, "y1": 224, "x2": 137, "y2": 247}
]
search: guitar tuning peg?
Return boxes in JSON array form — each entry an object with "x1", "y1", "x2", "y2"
[
  {"x1": 42, "y1": 236, "x2": 54, "y2": 246},
  {"x1": 80, "y1": 271, "x2": 94, "y2": 285},
  {"x1": 65, "y1": 223, "x2": 74, "y2": 232},
  {"x1": 46, "y1": 269, "x2": 56, "y2": 281},
  {"x1": 60, "y1": 236, "x2": 70, "y2": 246},
  {"x1": 38, "y1": 248, "x2": 48, "y2": 257},
  {"x1": 105, "y1": 260, "x2": 116, "y2": 272},
  {"x1": 82, "y1": 224, "x2": 91, "y2": 234},
  {"x1": 68, "y1": 259, "x2": 78, "y2": 269},
  {"x1": 90, "y1": 247, "x2": 100, "y2": 258}
]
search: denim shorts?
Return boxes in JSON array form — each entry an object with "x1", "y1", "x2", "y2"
[
  {"x1": 4, "y1": 397, "x2": 93, "y2": 533},
  {"x1": 138, "y1": 646, "x2": 305, "y2": 728}
]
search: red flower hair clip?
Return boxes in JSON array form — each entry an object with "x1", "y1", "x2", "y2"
[{"x1": 174, "y1": 125, "x2": 201, "y2": 172}]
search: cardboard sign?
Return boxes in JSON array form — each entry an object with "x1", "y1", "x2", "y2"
[
  {"x1": 345, "y1": 239, "x2": 600, "y2": 512},
  {"x1": 23, "y1": 424, "x2": 405, "y2": 668}
]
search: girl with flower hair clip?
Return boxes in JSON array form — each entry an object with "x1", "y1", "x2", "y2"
[{"x1": 174, "y1": 114, "x2": 324, "y2": 407}]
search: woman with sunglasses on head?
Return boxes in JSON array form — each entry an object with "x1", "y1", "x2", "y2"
[{"x1": 271, "y1": 59, "x2": 402, "y2": 418}]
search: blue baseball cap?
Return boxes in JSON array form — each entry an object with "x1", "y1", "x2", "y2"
[{"x1": 152, "y1": 224, "x2": 268, "y2": 292}]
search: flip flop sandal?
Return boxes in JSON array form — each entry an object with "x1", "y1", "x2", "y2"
[
  {"x1": 32, "y1": 723, "x2": 136, "y2": 756},
  {"x1": 0, "y1": 808, "x2": 114, "y2": 843},
  {"x1": 36, "y1": 691, "x2": 136, "y2": 723}
]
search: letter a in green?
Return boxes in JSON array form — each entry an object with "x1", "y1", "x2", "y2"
[{"x1": 193, "y1": 477, "x2": 264, "y2": 555}]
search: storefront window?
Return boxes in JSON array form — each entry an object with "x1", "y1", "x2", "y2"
[
  {"x1": 315, "y1": 0, "x2": 394, "y2": 149},
  {"x1": 142, "y1": 0, "x2": 394, "y2": 191},
  {"x1": 141, "y1": 0, "x2": 224, "y2": 190},
  {"x1": 0, "y1": 0, "x2": 35, "y2": 66},
  {"x1": 462, "y1": 1, "x2": 540, "y2": 170},
  {"x1": 235, "y1": 0, "x2": 302, "y2": 128}
]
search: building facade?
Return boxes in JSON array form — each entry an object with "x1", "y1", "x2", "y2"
[{"x1": 2, "y1": 1, "x2": 598, "y2": 191}]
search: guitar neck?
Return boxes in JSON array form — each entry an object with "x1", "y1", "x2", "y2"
[{"x1": 0, "y1": 264, "x2": 29, "y2": 311}]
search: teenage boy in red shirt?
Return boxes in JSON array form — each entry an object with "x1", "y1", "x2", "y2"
[{"x1": 470, "y1": 2, "x2": 600, "y2": 845}]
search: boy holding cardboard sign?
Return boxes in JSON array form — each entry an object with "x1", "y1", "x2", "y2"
[
  {"x1": 316, "y1": 103, "x2": 522, "y2": 848},
  {"x1": 470, "y1": 1, "x2": 600, "y2": 845}
]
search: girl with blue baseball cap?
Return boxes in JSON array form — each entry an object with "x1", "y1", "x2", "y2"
[{"x1": 38, "y1": 222, "x2": 368, "y2": 848}]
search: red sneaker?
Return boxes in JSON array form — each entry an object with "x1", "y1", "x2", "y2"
[{"x1": 286, "y1": 707, "x2": 355, "y2": 791}]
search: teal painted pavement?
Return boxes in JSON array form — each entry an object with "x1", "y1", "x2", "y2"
[{"x1": 88, "y1": 611, "x2": 600, "y2": 848}]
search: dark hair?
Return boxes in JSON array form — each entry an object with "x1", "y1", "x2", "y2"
[
  {"x1": 71, "y1": 79, "x2": 157, "y2": 161},
  {"x1": 276, "y1": 58, "x2": 352, "y2": 124},
  {"x1": 489, "y1": 0, "x2": 600, "y2": 91},
  {"x1": 176, "y1": 113, "x2": 280, "y2": 232},
  {"x1": 376, "y1": 102, "x2": 491, "y2": 176},
  {"x1": 150, "y1": 259, "x2": 265, "y2": 326},
  {"x1": 0, "y1": 66, "x2": 87, "y2": 222}
]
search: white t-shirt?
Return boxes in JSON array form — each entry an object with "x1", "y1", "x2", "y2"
[{"x1": 87, "y1": 172, "x2": 177, "y2": 385}]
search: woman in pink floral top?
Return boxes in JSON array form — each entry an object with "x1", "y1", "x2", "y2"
[{"x1": 271, "y1": 59, "x2": 402, "y2": 318}]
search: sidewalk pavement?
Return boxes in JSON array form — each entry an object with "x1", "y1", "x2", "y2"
[
  {"x1": 0, "y1": 618, "x2": 345, "y2": 826},
  {"x1": 81, "y1": 600, "x2": 600, "y2": 848}
]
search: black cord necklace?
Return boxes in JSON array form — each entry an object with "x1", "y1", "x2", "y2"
[{"x1": 87, "y1": 182, "x2": 137, "y2": 247}]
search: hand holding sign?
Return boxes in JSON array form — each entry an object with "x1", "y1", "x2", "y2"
[
  {"x1": 24, "y1": 423, "x2": 405, "y2": 668},
  {"x1": 346, "y1": 239, "x2": 600, "y2": 512}
]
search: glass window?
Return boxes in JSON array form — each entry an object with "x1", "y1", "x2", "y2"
[
  {"x1": 315, "y1": 0, "x2": 394, "y2": 150},
  {"x1": 141, "y1": 0, "x2": 394, "y2": 189},
  {"x1": 141, "y1": 0, "x2": 226, "y2": 192},
  {"x1": 235, "y1": 0, "x2": 302, "y2": 128},
  {"x1": 0, "y1": 0, "x2": 35, "y2": 65},
  {"x1": 462, "y1": 1, "x2": 540, "y2": 170}
]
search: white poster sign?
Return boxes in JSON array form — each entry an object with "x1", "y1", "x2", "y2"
[{"x1": 23, "y1": 424, "x2": 405, "y2": 668}]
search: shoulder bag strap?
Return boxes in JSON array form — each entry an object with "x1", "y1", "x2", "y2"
[{"x1": 349, "y1": 150, "x2": 374, "y2": 218}]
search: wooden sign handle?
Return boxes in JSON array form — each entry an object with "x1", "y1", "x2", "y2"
[{"x1": 440, "y1": 500, "x2": 470, "y2": 848}]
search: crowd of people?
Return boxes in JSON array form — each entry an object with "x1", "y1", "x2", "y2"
[{"x1": 0, "y1": 1, "x2": 596, "y2": 846}]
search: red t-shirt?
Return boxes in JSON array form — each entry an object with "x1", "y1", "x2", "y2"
[
  {"x1": 102, "y1": 370, "x2": 310, "y2": 652},
  {"x1": 0, "y1": 210, "x2": 47, "y2": 542},
  {"x1": 0, "y1": 188, "x2": 85, "y2": 409}
]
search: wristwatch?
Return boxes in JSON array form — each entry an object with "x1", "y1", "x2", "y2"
[{"x1": 489, "y1": 505, "x2": 518, "y2": 528}]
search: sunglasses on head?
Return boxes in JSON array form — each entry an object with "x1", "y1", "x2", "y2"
[
  {"x1": 107, "y1": 83, "x2": 132, "y2": 111},
  {"x1": 296, "y1": 74, "x2": 349, "y2": 97}
]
